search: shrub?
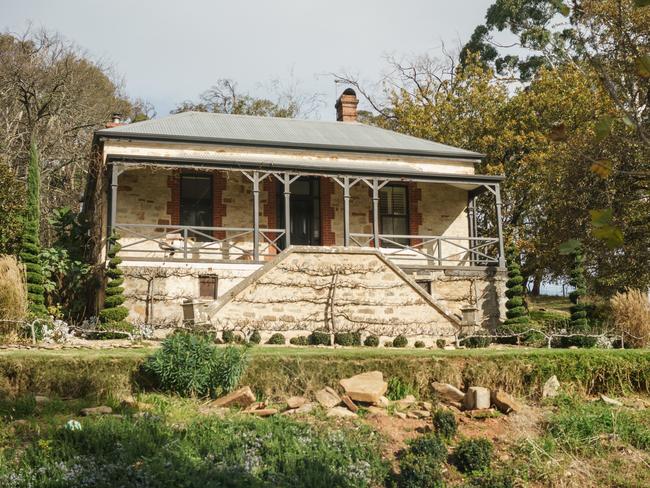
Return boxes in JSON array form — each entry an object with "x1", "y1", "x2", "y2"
[
  {"x1": 222, "y1": 330, "x2": 235, "y2": 343},
  {"x1": 503, "y1": 244, "x2": 529, "y2": 326},
  {"x1": 386, "y1": 377, "x2": 415, "y2": 401},
  {"x1": 98, "y1": 232, "x2": 131, "y2": 335},
  {"x1": 436, "y1": 339, "x2": 446, "y2": 349},
  {"x1": 460, "y1": 334, "x2": 491, "y2": 348},
  {"x1": 432, "y1": 409, "x2": 457, "y2": 440},
  {"x1": 144, "y1": 332, "x2": 248, "y2": 397},
  {"x1": 289, "y1": 335, "x2": 308, "y2": 345},
  {"x1": 414, "y1": 340, "x2": 426, "y2": 348},
  {"x1": 396, "y1": 435, "x2": 447, "y2": 487},
  {"x1": 0, "y1": 256, "x2": 27, "y2": 332},
  {"x1": 364, "y1": 334, "x2": 379, "y2": 347},
  {"x1": 334, "y1": 331, "x2": 361, "y2": 346},
  {"x1": 393, "y1": 334, "x2": 408, "y2": 348},
  {"x1": 453, "y1": 438, "x2": 493, "y2": 473},
  {"x1": 561, "y1": 243, "x2": 596, "y2": 348},
  {"x1": 467, "y1": 470, "x2": 515, "y2": 488},
  {"x1": 248, "y1": 330, "x2": 261, "y2": 344},
  {"x1": 308, "y1": 329, "x2": 330, "y2": 345},
  {"x1": 266, "y1": 333, "x2": 285, "y2": 345},
  {"x1": 610, "y1": 289, "x2": 650, "y2": 348}
]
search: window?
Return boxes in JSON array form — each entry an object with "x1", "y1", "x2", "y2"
[
  {"x1": 199, "y1": 276, "x2": 218, "y2": 299},
  {"x1": 379, "y1": 185, "x2": 408, "y2": 246},
  {"x1": 180, "y1": 174, "x2": 212, "y2": 240}
]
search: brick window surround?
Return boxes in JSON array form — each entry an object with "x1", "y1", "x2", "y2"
[{"x1": 320, "y1": 177, "x2": 336, "y2": 246}]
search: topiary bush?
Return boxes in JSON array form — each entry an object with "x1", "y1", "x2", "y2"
[
  {"x1": 144, "y1": 331, "x2": 248, "y2": 397},
  {"x1": 266, "y1": 333, "x2": 285, "y2": 345},
  {"x1": 334, "y1": 331, "x2": 361, "y2": 346},
  {"x1": 460, "y1": 334, "x2": 491, "y2": 348},
  {"x1": 432, "y1": 409, "x2": 457, "y2": 440},
  {"x1": 495, "y1": 244, "x2": 530, "y2": 344},
  {"x1": 393, "y1": 334, "x2": 408, "y2": 348},
  {"x1": 364, "y1": 334, "x2": 379, "y2": 347},
  {"x1": 98, "y1": 232, "x2": 131, "y2": 336},
  {"x1": 222, "y1": 330, "x2": 235, "y2": 343},
  {"x1": 396, "y1": 435, "x2": 447, "y2": 488},
  {"x1": 308, "y1": 329, "x2": 330, "y2": 346},
  {"x1": 562, "y1": 243, "x2": 596, "y2": 348},
  {"x1": 436, "y1": 339, "x2": 446, "y2": 349},
  {"x1": 248, "y1": 330, "x2": 261, "y2": 344},
  {"x1": 452, "y1": 438, "x2": 493, "y2": 474},
  {"x1": 414, "y1": 340, "x2": 426, "y2": 348},
  {"x1": 289, "y1": 335, "x2": 308, "y2": 345}
]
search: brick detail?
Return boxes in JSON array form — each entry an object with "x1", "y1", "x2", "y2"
[
  {"x1": 212, "y1": 172, "x2": 227, "y2": 239},
  {"x1": 408, "y1": 182, "x2": 423, "y2": 246},
  {"x1": 263, "y1": 178, "x2": 278, "y2": 256},
  {"x1": 368, "y1": 186, "x2": 375, "y2": 247},
  {"x1": 320, "y1": 177, "x2": 336, "y2": 246},
  {"x1": 167, "y1": 171, "x2": 180, "y2": 225}
]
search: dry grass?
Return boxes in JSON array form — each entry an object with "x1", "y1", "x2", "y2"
[
  {"x1": 0, "y1": 255, "x2": 26, "y2": 335},
  {"x1": 610, "y1": 289, "x2": 650, "y2": 348}
]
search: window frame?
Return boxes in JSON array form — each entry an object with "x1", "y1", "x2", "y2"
[
  {"x1": 179, "y1": 173, "x2": 213, "y2": 237},
  {"x1": 379, "y1": 184, "x2": 409, "y2": 246}
]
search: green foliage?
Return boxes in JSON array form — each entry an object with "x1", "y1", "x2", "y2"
[
  {"x1": 364, "y1": 335, "x2": 379, "y2": 347},
  {"x1": 144, "y1": 332, "x2": 248, "y2": 397},
  {"x1": 386, "y1": 377, "x2": 416, "y2": 401},
  {"x1": 503, "y1": 244, "x2": 529, "y2": 326},
  {"x1": 334, "y1": 331, "x2": 361, "y2": 346},
  {"x1": 563, "y1": 244, "x2": 596, "y2": 348},
  {"x1": 396, "y1": 435, "x2": 447, "y2": 488},
  {"x1": 98, "y1": 232, "x2": 131, "y2": 334},
  {"x1": 414, "y1": 341, "x2": 426, "y2": 348},
  {"x1": 248, "y1": 330, "x2": 261, "y2": 344},
  {"x1": 308, "y1": 329, "x2": 331, "y2": 346},
  {"x1": 436, "y1": 339, "x2": 446, "y2": 349},
  {"x1": 392, "y1": 335, "x2": 408, "y2": 348},
  {"x1": 466, "y1": 470, "x2": 515, "y2": 488},
  {"x1": 432, "y1": 409, "x2": 458, "y2": 440},
  {"x1": 222, "y1": 330, "x2": 235, "y2": 343},
  {"x1": 289, "y1": 335, "x2": 308, "y2": 345},
  {"x1": 453, "y1": 438, "x2": 493, "y2": 474},
  {"x1": 0, "y1": 161, "x2": 25, "y2": 255},
  {"x1": 266, "y1": 333, "x2": 285, "y2": 345},
  {"x1": 460, "y1": 334, "x2": 492, "y2": 348}
]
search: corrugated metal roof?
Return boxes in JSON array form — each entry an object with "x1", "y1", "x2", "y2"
[{"x1": 97, "y1": 111, "x2": 483, "y2": 160}]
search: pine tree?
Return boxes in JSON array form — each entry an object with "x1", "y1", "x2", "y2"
[
  {"x1": 565, "y1": 244, "x2": 595, "y2": 347},
  {"x1": 98, "y1": 232, "x2": 131, "y2": 332},
  {"x1": 19, "y1": 142, "x2": 47, "y2": 317}
]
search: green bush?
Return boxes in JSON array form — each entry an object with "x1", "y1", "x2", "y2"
[
  {"x1": 289, "y1": 335, "x2": 308, "y2": 345},
  {"x1": 308, "y1": 329, "x2": 330, "y2": 345},
  {"x1": 432, "y1": 409, "x2": 457, "y2": 440},
  {"x1": 248, "y1": 330, "x2": 261, "y2": 344},
  {"x1": 334, "y1": 331, "x2": 361, "y2": 346},
  {"x1": 453, "y1": 438, "x2": 493, "y2": 474},
  {"x1": 436, "y1": 339, "x2": 446, "y2": 349},
  {"x1": 561, "y1": 243, "x2": 596, "y2": 348},
  {"x1": 364, "y1": 334, "x2": 379, "y2": 347},
  {"x1": 222, "y1": 330, "x2": 235, "y2": 343},
  {"x1": 414, "y1": 341, "x2": 426, "y2": 348},
  {"x1": 144, "y1": 332, "x2": 248, "y2": 397},
  {"x1": 98, "y1": 233, "x2": 131, "y2": 335},
  {"x1": 386, "y1": 377, "x2": 416, "y2": 401},
  {"x1": 460, "y1": 334, "x2": 491, "y2": 348},
  {"x1": 396, "y1": 435, "x2": 447, "y2": 487},
  {"x1": 393, "y1": 335, "x2": 408, "y2": 348},
  {"x1": 466, "y1": 470, "x2": 515, "y2": 488},
  {"x1": 266, "y1": 333, "x2": 285, "y2": 345}
]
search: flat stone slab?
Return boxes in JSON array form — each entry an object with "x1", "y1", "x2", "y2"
[
  {"x1": 326, "y1": 406, "x2": 357, "y2": 418},
  {"x1": 432, "y1": 382, "x2": 465, "y2": 403},
  {"x1": 245, "y1": 408, "x2": 278, "y2": 417},
  {"x1": 491, "y1": 389, "x2": 521, "y2": 414},
  {"x1": 340, "y1": 371, "x2": 388, "y2": 404},
  {"x1": 211, "y1": 386, "x2": 256, "y2": 408},
  {"x1": 286, "y1": 396, "x2": 308, "y2": 409},
  {"x1": 315, "y1": 387, "x2": 341, "y2": 408},
  {"x1": 341, "y1": 394, "x2": 359, "y2": 413}
]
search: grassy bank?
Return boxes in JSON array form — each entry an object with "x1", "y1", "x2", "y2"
[{"x1": 1, "y1": 347, "x2": 649, "y2": 400}]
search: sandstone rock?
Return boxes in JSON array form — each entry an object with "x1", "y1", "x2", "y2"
[
  {"x1": 211, "y1": 386, "x2": 256, "y2": 408},
  {"x1": 341, "y1": 394, "x2": 359, "y2": 413},
  {"x1": 315, "y1": 387, "x2": 341, "y2": 408},
  {"x1": 286, "y1": 396, "x2": 308, "y2": 409},
  {"x1": 295, "y1": 402, "x2": 317, "y2": 414},
  {"x1": 421, "y1": 401, "x2": 433, "y2": 411},
  {"x1": 340, "y1": 371, "x2": 388, "y2": 404},
  {"x1": 245, "y1": 401, "x2": 267, "y2": 411},
  {"x1": 394, "y1": 411, "x2": 408, "y2": 420},
  {"x1": 463, "y1": 387, "x2": 491, "y2": 411},
  {"x1": 246, "y1": 408, "x2": 278, "y2": 417},
  {"x1": 407, "y1": 409, "x2": 430, "y2": 419},
  {"x1": 542, "y1": 376, "x2": 561, "y2": 398},
  {"x1": 600, "y1": 394, "x2": 623, "y2": 407},
  {"x1": 327, "y1": 406, "x2": 357, "y2": 418},
  {"x1": 394, "y1": 394, "x2": 417, "y2": 409},
  {"x1": 366, "y1": 406, "x2": 389, "y2": 416},
  {"x1": 34, "y1": 395, "x2": 50, "y2": 404},
  {"x1": 374, "y1": 396, "x2": 391, "y2": 408},
  {"x1": 431, "y1": 382, "x2": 465, "y2": 403},
  {"x1": 80, "y1": 406, "x2": 112, "y2": 416},
  {"x1": 491, "y1": 389, "x2": 521, "y2": 414}
]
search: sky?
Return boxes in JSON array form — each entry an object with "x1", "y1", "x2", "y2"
[{"x1": 0, "y1": 0, "x2": 494, "y2": 120}]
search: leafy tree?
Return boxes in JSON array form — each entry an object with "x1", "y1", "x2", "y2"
[
  {"x1": 98, "y1": 232, "x2": 131, "y2": 333},
  {"x1": 0, "y1": 160, "x2": 24, "y2": 255}
]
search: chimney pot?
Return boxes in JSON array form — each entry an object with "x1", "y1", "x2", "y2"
[
  {"x1": 106, "y1": 113, "x2": 124, "y2": 128},
  {"x1": 336, "y1": 88, "x2": 359, "y2": 122}
]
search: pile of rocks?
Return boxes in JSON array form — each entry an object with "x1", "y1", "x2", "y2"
[{"x1": 431, "y1": 381, "x2": 522, "y2": 415}]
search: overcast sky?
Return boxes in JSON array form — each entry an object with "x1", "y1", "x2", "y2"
[{"x1": 1, "y1": 0, "x2": 493, "y2": 119}]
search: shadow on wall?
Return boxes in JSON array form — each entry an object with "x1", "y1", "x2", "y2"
[{"x1": 480, "y1": 266, "x2": 501, "y2": 329}]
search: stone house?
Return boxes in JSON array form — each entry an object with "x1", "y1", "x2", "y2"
[{"x1": 92, "y1": 90, "x2": 507, "y2": 345}]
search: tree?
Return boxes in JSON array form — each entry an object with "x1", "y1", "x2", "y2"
[
  {"x1": 0, "y1": 160, "x2": 24, "y2": 255},
  {"x1": 19, "y1": 142, "x2": 46, "y2": 317},
  {"x1": 98, "y1": 232, "x2": 131, "y2": 334}
]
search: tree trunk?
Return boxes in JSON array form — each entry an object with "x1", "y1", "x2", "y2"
[{"x1": 530, "y1": 272, "x2": 542, "y2": 297}]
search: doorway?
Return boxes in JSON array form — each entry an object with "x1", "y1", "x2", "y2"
[{"x1": 277, "y1": 177, "x2": 321, "y2": 248}]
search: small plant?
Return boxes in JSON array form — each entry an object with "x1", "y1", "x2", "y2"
[
  {"x1": 98, "y1": 232, "x2": 132, "y2": 336},
  {"x1": 453, "y1": 438, "x2": 493, "y2": 474},
  {"x1": 393, "y1": 334, "x2": 408, "y2": 348},
  {"x1": 308, "y1": 329, "x2": 330, "y2": 345},
  {"x1": 222, "y1": 330, "x2": 235, "y2": 343},
  {"x1": 144, "y1": 331, "x2": 248, "y2": 397},
  {"x1": 384, "y1": 341, "x2": 393, "y2": 348},
  {"x1": 396, "y1": 434, "x2": 447, "y2": 487},
  {"x1": 432, "y1": 409, "x2": 457, "y2": 440},
  {"x1": 266, "y1": 333, "x2": 285, "y2": 345},
  {"x1": 467, "y1": 470, "x2": 515, "y2": 488},
  {"x1": 334, "y1": 331, "x2": 361, "y2": 346},
  {"x1": 436, "y1": 339, "x2": 446, "y2": 349},
  {"x1": 386, "y1": 377, "x2": 415, "y2": 401},
  {"x1": 610, "y1": 289, "x2": 650, "y2": 348},
  {"x1": 414, "y1": 340, "x2": 425, "y2": 348},
  {"x1": 364, "y1": 334, "x2": 379, "y2": 347},
  {"x1": 460, "y1": 334, "x2": 491, "y2": 348},
  {"x1": 248, "y1": 330, "x2": 261, "y2": 344},
  {"x1": 289, "y1": 335, "x2": 308, "y2": 345}
]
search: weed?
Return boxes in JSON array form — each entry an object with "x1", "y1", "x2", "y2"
[{"x1": 386, "y1": 377, "x2": 415, "y2": 401}]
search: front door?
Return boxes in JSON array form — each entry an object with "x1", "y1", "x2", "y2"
[{"x1": 277, "y1": 177, "x2": 320, "y2": 248}]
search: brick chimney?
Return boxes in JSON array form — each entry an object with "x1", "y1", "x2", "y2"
[
  {"x1": 105, "y1": 113, "x2": 124, "y2": 128},
  {"x1": 335, "y1": 88, "x2": 359, "y2": 122}
]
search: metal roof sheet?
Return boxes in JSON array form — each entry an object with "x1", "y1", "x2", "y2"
[{"x1": 97, "y1": 111, "x2": 483, "y2": 160}]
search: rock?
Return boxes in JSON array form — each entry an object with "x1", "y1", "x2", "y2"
[
  {"x1": 491, "y1": 389, "x2": 522, "y2": 414},
  {"x1": 245, "y1": 402, "x2": 267, "y2": 411},
  {"x1": 407, "y1": 409, "x2": 430, "y2": 419},
  {"x1": 366, "y1": 406, "x2": 389, "y2": 416},
  {"x1": 327, "y1": 406, "x2": 357, "y2": 418},
  {"x1": 394, "y1": 394, "x2": 417, "y2": 409},
  {"x1": 286, "y1": 396, "x2": 308, "y2": 409},
  {"x1": 246, "y1": 408, "x2": 278, "y2": 417},
  {"x1": 463, "y1": 387, "x2": 491, "y2": 411},
  {"x1": 339, "y1": 371, "x2": 388, "y2": 404},
  {"x1": 34, "y1": 395, "x2": 50, "y2": 404},
  {"x1": 421, "y1": 401, "x2": 433, "y2": 411},
  {"x1": 431, "y1": 382, "x2": 465, "y2": 404},
  {"x1": 80, "y1": 406, "x2": 112, "y2": 416},
  {"x1": 374, "y1": 396, "x2": 391, "y2": 408},
  {"x1": 542, "y1": 376, "x2": 561, "y2": 398},
  {"x1": 600, "y1": 394, "x2": 623, "y2": 407},
  {"x1": 198, "y1": 405, "x2": 229, "y2": 416},
  {"x1": 210, "y1": 386, "x2": 256, "y2": 408},
  {"x1": 315, "y1": 387, "x2": 341, "y2": 408},
  {"x1": 283, "y1": 402, "x2": 317, "y2": 416},
  {"x1": 394, "y1": 411, "x2": 408, "y2": 420},
  {"x1": 341, "y1": 394, "x2": 359, "y2": 413}
]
